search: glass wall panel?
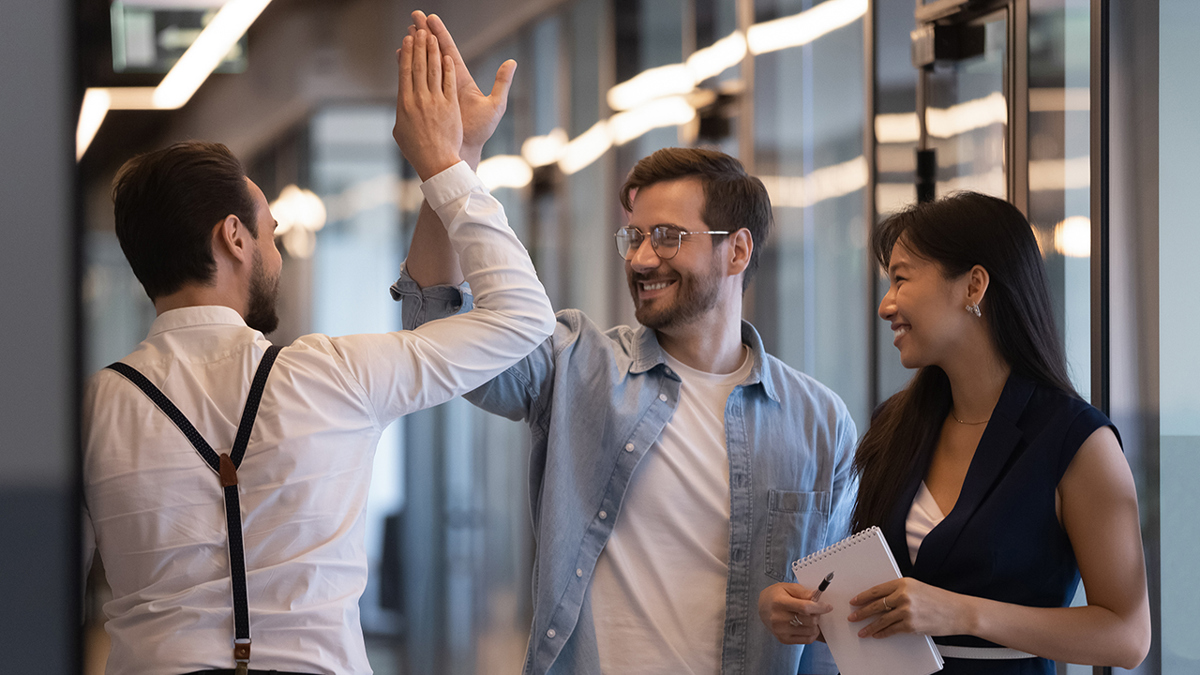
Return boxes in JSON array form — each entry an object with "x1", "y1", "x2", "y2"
[
  {"x1": 1028, "y1": 0, "x2": 1091, "y2": 400},
  {"x1": 925, "y1": 10, "x2": 1008, "y2": 199},
  {"x1": 752, "y1": 0, "x2": 869, "y2": 428},
  {"x1": 873, "y1": 0, "x2": 921, "y2": 403},
  {"x1": 1159, "y1": 0, "x2": 1200, "y2": 670}
]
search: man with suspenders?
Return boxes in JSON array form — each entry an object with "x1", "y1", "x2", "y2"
[{"x1": 82, "y1": 31, "x2": 552, "y2": 675}]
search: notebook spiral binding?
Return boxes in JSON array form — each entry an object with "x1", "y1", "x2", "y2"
[{"x1": 792, "y1": 525, "x2": 882, "y2": 572}]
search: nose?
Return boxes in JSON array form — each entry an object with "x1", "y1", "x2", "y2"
[
  {"x1": 878, "y1": 285, "x2": 896, "y2": 321},
  {"x1": 629, "y1": 234, "x2": 660, "y2": 273}
]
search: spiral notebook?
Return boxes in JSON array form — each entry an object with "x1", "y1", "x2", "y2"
[{"x1": 792, "y1": 526, "x2": 943, "y2": 675}]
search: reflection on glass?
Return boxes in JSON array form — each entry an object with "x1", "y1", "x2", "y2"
[
  {"x1": 925, "y1": 12, "x2": 1007, "y2": 199},
  {"x1": 1028, "y1": 0, "x2": 1091, "y2": 401},
  {"x1": 752, "y1": 0, "x2": 869, "y2": 428}
]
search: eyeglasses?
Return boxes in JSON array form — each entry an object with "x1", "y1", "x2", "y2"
[{"x1": 614, "y1": 226, "x2": 731, "y2": 260}]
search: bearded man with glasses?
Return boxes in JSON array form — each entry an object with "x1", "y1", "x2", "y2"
[{"x1": 392, "y1": 12, "x2": 858, "y2": 675}]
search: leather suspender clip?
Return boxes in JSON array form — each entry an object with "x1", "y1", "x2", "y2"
[{"x1": 219, "y1": 453, "x2": 238, "y2": 487}]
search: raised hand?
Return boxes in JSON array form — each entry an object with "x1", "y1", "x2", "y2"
[
  {"x1": 393, "y1": 29, "x2": 462, "y2": 182},
  {"x1": 409, "y1": 11, "x2": 516, "y2": 169}
]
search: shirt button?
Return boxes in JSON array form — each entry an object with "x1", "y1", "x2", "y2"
[
  {"x1": 576, "y1": 568, "x2": 583, "y2": 577},
  {"x1": 624, "y1": 442, "x2": 634, "y2": 452},
  {"x1": 659, "y1": 393, "x2": 668, "y2": 402},
  {"x1": 547, "y1": 629, "x2": 556, "y2": 639},
  {"x1": 599, "y1": 510, "x2": 608, "y2": 520}
]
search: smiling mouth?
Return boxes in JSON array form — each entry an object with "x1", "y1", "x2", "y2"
[
  {"x1": 640, "y1": 280, "x2": 674, "y2": 292},
  {"x1": 892, "y1": 325, "x2": 909, "y2": 341}
]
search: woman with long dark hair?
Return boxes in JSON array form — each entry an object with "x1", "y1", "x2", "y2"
[{"x1": 758, "y1": 192, "x2": 1150, "y2": 673}]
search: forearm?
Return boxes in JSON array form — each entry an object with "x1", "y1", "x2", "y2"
[
  {"x1": 960, "y1": 595, "x2": 1149, "y2": 668},
  {"x1": 422, "y1": 162, "x2": 553, "y2": 353},
  {"x1": 405, "y1": 201, "x2": 463, "y2": 288}
]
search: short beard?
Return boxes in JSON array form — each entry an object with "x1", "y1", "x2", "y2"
[
  {"x1": 244, "y1": 248, "x2": 280, "y2": 334},
  {"x1": 629, "y1": 253, "x2": 722, "y2": 331}
]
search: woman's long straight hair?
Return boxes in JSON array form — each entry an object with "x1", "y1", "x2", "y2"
[{"x1": 852, "y1": 192, "x2": 1079, "y2": 532}]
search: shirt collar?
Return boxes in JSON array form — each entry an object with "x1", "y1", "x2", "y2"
[
  {"x1": 629, "y1": 320, "x2": 780, "y2": 402},
  {"x1": 147, "y1": 305, "x2": 250, "y2": 339}
]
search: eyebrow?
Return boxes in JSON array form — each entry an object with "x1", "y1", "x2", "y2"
[{"x1": 888, "y1": 261, "x2": 912, "y2": 274}]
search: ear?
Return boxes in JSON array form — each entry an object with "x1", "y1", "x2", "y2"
[
  {"x1": 725, "y1": 228, "x2": 753, "y2": 279},
  {"x1": 212, "y1": 214, "x2": 254, "y2": 265},
  {"x1": 966, "y1": 264, "x2": 990, "y2": 305}
]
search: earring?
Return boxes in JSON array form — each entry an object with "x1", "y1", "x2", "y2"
[{"x1": 966, "y1": 302, "x2": 981, "y2": 318}]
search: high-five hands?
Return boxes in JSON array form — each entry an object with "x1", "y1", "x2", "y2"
[
  {"x1": 392, "y1": 29, "x2": 462, "y2": 182},
  {"x1": 409, "y1": 11, "x2": 516, "y2": 170}
]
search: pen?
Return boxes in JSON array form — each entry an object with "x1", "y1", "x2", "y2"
[{"x1": 810, "y1": 572, "x2": 834, "y2": 602}]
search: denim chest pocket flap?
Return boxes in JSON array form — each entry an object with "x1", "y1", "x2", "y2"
[{"x1": 765, "y1": 489, "x2": 831, "y2": 582}]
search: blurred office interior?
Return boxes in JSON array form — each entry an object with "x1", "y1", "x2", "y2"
[{"x1": 1, "y1": 0, "x2": 1196, "y2": 673}]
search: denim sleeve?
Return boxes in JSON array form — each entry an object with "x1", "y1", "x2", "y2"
[
  {"x1": 391, "y1": 266, "x2": 568, "y2": 428},
  {"x1": 827, "y1": 407, "x2": 860, "y2": 547},
  {"x1": 391, "y1": 265, "x2": 473, "y2": 328}
]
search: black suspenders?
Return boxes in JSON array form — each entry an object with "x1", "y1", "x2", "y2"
[{"x1": 106, "y1": 344, "x2": 283, "y2": 674}]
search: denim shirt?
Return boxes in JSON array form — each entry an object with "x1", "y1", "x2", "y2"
[{"x1": 394, "y1": 273, "x2": 859, "y2": 675}]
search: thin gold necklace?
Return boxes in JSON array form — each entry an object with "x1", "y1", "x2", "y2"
[{"x1": 951, "y1": 410, "x2": 990, "y2": 425}]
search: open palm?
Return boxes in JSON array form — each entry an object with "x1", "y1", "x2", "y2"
[{"x1": 410, "y1": 11, "x2": 516, "y2": 164}]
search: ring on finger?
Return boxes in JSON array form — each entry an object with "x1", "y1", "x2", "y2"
[
  {"x1": 788, "y1": 614, "x2": 804, "y2": 627},
  {"x1": 882, "y1": 597, "x2": 892, "y2": 612}
]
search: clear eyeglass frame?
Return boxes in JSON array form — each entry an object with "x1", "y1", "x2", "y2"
[{"x1": 613, "y1": 225, "x2": 731, "y2": 260}]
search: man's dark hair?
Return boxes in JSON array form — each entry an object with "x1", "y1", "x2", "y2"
[
  {"x1": 619, "y1": 147, "x2": 773, "y2": 290},
  {"x1": 112, "y1": 141, "x2": 257, "y2": 300}
]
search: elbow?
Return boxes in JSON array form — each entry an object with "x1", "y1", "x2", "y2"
[{"x1": 1108, "y1": 619, "x2": 1151, "y2": 670}]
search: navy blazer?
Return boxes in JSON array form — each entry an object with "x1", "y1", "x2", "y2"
[{"x1": 880, "y1": 374, "x2": 1116, "y2": 675}]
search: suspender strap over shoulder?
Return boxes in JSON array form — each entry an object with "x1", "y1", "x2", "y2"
[{"x1": 106, "y1": 344, "x2": 283, "y2": 673}]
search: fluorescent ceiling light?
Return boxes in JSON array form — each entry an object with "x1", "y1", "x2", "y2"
[
  {"x1": 747, "y1": 0, "x2": 867, "y2": 55},
  {"x1": 1053, "y1": 216, "x2": 1090, "y2": 257},
  {"x1": 76, "y1": 89, "x2": 112, "y2": 162},
  {"x1": 609, "y1": 97, "x2": 696, "y2": 145},
  {"x1": 270, "y1": 184, "x2": 326, "y2": 236},
  {"x1": 606, "y1": 63, "x2": 694, "y2": 112},
  {"x1": 758, "y1": 156, "x2": 868, "y2": 209},
  {"x1": 925, "y1": 91, "x2": 1007, "y2": 138},
  {"x1": 521, "y1": 128, "x2": 568, "y2": 168},
  {"x1": 559, "y1": 121, "x2": 613, "y2": 175},
  {"x1": 1030, "y1": 156, "x2": 1090, "y2": 192},
  {"x1": 76, "y1": 0, "x2": 274, "y2": 160},
  {"x1": 875, "y1": 113, "x2": 920, "y2": 144},
  {"x1": 477, "y1": 155, "x2": 534, "y2": 190},
  {"x1": 686, "y1": 31, "x2": 746, "y2": 82},
  {"x1": 1030, "y1": 87, "x2": 1090, "y2": 113},
  {"x1": 154, "y1": 0, "x2": 273, "y2": 109}
]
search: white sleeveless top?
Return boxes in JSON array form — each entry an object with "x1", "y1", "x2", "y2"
[{"x1": 905, "y1": 481, "x2": 946, "y2": 565}]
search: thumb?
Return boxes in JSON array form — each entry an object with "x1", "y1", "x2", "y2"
[{"x1": 489, "y1": 59, "x2": 517, "y2": 109}]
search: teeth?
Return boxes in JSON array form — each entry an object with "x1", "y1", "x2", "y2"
[
  {"x1": 893, "y1": 326, "x2": 908, "y2": 338},
  {"x1": 642, "y1": 281, "x2": 671, "y2": 291}
]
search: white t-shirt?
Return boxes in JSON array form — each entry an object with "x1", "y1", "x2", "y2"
[{"x1": 591, "y1": 347, "x2": 753, "y2": 674}]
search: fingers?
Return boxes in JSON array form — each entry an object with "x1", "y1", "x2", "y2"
[
  {"x1": 857, "y1": 606, "x2": 906, "y2": 639},
  {"x1": 412, "y1": 29, "x2": 428, "y2": 95},
  {"x1": 427, "y1": 13, "x2": 466, "y2": 72},
  {"x1": 442, "y1": 55, "x2": 457, "y2": 100},
  {"x1": 398, "y1": 35, "x2": 414, "y2": 102},
  {"x1": 410, "y1": 9, "x2": 428, "y2": 31},
  {"x1": 850, "y1": 580, "x2": 898, "y2": 606},
  {"x1": 426, "y1": 32, "x2": 442, "y2": 93}
]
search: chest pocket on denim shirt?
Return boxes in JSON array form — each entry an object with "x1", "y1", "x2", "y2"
[{"x1": 765, "y1": 489, "x2": 831, "y2": 582}]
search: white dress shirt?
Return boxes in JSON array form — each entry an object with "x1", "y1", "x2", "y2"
[{"x1": 82, "y1": 162, "x2": 553, "y2": 675}]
